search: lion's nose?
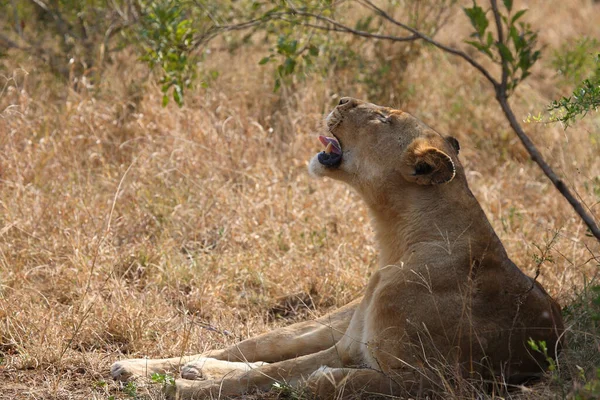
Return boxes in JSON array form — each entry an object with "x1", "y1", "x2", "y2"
[{"x1": 338, "y1": 97, "x2": 353, "y2": 106}]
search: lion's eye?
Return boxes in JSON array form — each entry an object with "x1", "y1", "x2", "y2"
[{"x1": 374, "y1": 113, "x2": 390, "y2": 123}]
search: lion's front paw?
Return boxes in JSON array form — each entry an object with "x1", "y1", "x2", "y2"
[
  {"x1": 111, "y1": 360, "x2": 142, "y2": 381},
  {"x1": 111, "y1": 358, "x2": 160, "y2": 381}
]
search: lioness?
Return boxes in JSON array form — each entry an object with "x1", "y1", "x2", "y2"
[{"x1": 112, "y1": 98, "x2": 564, "y2": 398}]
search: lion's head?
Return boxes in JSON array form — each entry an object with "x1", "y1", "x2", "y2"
[{"x1": 309, "y1": 98, "x2": 462, "y2": 194}]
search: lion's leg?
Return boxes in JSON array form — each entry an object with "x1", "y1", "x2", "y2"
[
  {"x1": 179, "y1": 299, "x2": 358, "y2": 380},
  {"x1": 111, "y1": 355, "x2": 268, "y2": 382},
  {"x1": 171, "y1": 358, "x2": 437, "y2": 399},
  {"x1": 112, "y1": 298, "x2": 359, "y2": 381},
  {"x1": 305, "y1": 367, "x2": 435, "y2": 399},
  {"x1": 199, "y1": 298, "x2": 358, "y2": 362},
  {"x1": 172, "y1": 345, "x2": 345, "y2": 399}
]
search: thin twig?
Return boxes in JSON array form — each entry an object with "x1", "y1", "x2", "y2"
[
  {"x1": 191, "y1": 17, "x2": 270, "y2": 52},
  {"x1": 490, "y1": 0, "x2": 508, "y2": 89},
  {"x1": 357, "y1": 0, "x2": 499, "y2": 88},
  {"x1": 277, "y1": 15, "x2": 418, "y2": 42},
  {"x1": 282, "y1": 10, "x2": 419, "y2": 42}
]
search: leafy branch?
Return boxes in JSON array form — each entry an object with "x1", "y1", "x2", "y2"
[
  {"x1": 548, "y1": 53, "x2": 600, "y2": 127},
  {"x1": 463, "y1": 0, "x2": 540, "y2": 93},
  {"x1": 138, "y1": 0, "x2": 197, "y2": 106}
]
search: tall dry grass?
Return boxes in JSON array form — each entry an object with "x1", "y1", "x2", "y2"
[{"x1": 1, "y1": 0, "x2": 599, "y2": 398}]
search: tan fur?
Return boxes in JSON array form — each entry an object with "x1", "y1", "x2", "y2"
[{"x1": 111, "y1": 98, "x2": 564, "y2": 399}]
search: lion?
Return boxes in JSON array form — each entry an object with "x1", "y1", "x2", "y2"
[{"x1": 111, "y1": 97, "x2": 564, "y2": 399}]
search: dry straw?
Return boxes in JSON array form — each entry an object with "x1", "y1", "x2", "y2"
[{"x1": 0, "y1": 1, "x2": 599, "y2": 398}]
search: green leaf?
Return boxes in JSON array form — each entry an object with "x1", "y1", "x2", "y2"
[
  {"x1": 151, "y1": 373, "x2": 175, "y2": 386},
  {"x1": 509, "y1": 25, "x2": 522, "y2": 51},
  {"x1": 276, "y1": 36, "x2": 298, "y2": 56},
  {"x1": 503, "y1": 0, "x2": 513, "y2": 12},
  {"x1": 463, "y1": 3, "x2": 489, "y2": 38},
  {"x1": 259, "y1": 56, "x2": 271, "y2": 65},
  {"x1": 511, "y1": 9, "x2": 528, "y2": 24},
  {"x1": 282, "y1": 57, "x2": 297, "y2": 75},
  {"x1": 497, "y1": 42, "x2": 514, "y2": 62},
  {"x1": 162, "y1": 94, "x2": 169, "y2": 107},
  {"x1": 308, "y1": 44, "x2": 319, "y2": 57},
  {"x1": 528, "y1": 338, "x2": 539, "y2": 352},
  {"x1": 173, "y1": 85, "x2": 183, "y2": 106}
]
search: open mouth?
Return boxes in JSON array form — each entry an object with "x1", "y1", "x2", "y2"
[{"x1": 317, "y1": 135, "x2": 342, "y2": 168}]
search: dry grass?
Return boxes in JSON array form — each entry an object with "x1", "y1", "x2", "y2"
[{"x1": 1, "y1": 0, "x2": 600, "y2": 398}]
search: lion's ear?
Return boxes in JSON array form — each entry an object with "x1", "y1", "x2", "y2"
[
  {"x1": 400, "y1": 140, "x2": 456, "y2": 185},
  {"x1": 446, "y1": 136, "x2": 460, "y2": 155}
]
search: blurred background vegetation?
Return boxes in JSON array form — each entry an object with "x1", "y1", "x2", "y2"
[{"x1": 1, "y1": 0, "x2": 598, "y2": 111}]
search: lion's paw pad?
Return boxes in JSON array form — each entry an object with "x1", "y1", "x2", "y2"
[{"x1": 180, "y1": 363, "x2": 204, "y2": 380}]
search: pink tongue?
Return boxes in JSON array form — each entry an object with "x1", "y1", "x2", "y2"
[{"x1": 318, "y1": 135, "x2": 342, "y2": 155}]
